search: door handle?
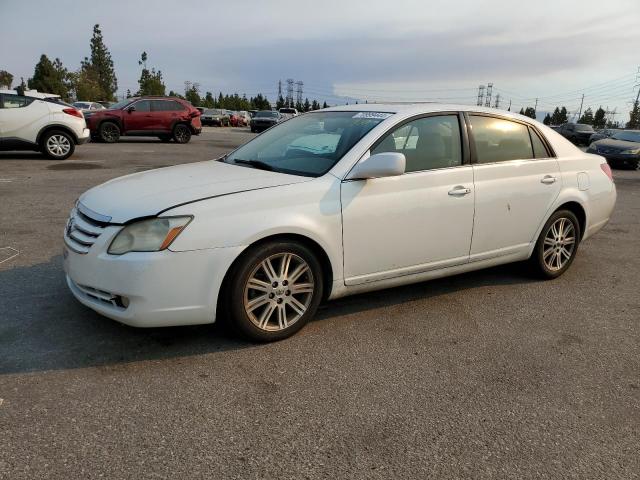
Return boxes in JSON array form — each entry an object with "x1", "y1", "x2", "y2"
[
  {"x1": 541, "y1": 175, "x2": 557, "y2": 184},
  {"x1": 448, "y1": 186, "x2": 471, "y2": 196}
]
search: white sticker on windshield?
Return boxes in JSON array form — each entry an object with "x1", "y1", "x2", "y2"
[{"x1": 352, "y1": 112, "x2": 393, "y2": 120}]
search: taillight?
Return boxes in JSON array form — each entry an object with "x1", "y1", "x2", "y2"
[
  {"x1": 63, "y1": 108, "x2": 83, "y2": 118},
  {"x1": 600, "y1": 163, "x2": 613, "y2": 181}
]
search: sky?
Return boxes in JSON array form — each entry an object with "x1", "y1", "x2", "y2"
[{"x1": 2, "y1": 0, "x2": 639, "y2": 122}]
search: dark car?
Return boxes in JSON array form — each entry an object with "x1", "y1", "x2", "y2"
[
  {"x1": 250, "y1": 110, "x2": 282, "y2": 133},
  {"x1": 557, "y1": 123, "x2": 595, "y2": 145},
  {"x1": 86, "y1": 96, "x2": 202, "y2": 143},
  {"x1": 589, "y1": 128, "x2": 621, "y2": 144},
  {"x1": 587, "y1": 130, "x2": 640, "y2": 169},
  {"x1": 201, "y1": 108, "x2": 230, "y2": 126}
]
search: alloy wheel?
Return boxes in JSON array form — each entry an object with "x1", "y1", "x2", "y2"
[
  {"x1": 243, "y1": 252, "x2": 315, "y2": 332},
  {"x1": 174, "y1": 125, "x2": 190, "y2": 143},
  {"x1": 46, "y1": 134, "x2": 71, "y2": 157},
  {"x1": 101, "y1": 123, "x2": 119, "y2": 142},
  {"x1": 542, "y1": 217, "x2": 576, "y2": 271}
]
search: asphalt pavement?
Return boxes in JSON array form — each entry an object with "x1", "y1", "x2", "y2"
[{"x1": 1, "y1": 128, "x2": 638, "y2": 479}]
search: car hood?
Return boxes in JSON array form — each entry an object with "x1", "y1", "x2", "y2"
[
  {"x1": 593, "y1": 138, "x2": 640, "y2": 151},
  {"x1": 79, "y1": 160, "x2": 310, "y2": 223}
]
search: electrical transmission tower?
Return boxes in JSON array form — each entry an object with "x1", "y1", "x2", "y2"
[
  {"x1": 494, "y1": 93, "x2": 500, "y2": 109},
  {"x1": 277, "y1": 80, "x2": 283, "y2": 100},
  {"x1": 295, "y1": 81, "x2": 304, "y2": 106},
  {"x1": 286, "y1": 79, "x2": 294, "y2": 107},
  {"x1": 477, "y1": 85, "x2": 485, "y2": 106},
  {"x1": 484, "y1": 83, "x2": 493, "y2": 107}
]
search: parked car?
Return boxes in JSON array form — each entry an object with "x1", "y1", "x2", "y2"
[
  {"x1": 279, "y1": 107, "x2": 298, "y2": 120},
  {"x1": 250, "y1": 110, "x2": 282, "y2": 132},
  {"x1": 249, "y1": 110, "x2": 257, "y2": 118},
  {"x1": 64, "y1": 105, "x2": 616, "y2": 342},
  {"x1": 201, "y1": 109, "x2": 229, "y2": 127},
  {"x1": 587, "y1": 130, "x2": 640, "y2": 169},
  {"x1": 72, "y1": 101, "x2": 106, "y2": 120},
  {"x1": 196, "y1": 107, "x2": 205, "y2": 115},
  {"x1": 589, "y1": 128, "x2": 621, "y2": 144},
  {"x1": 237, "y1": 111, "x2": 251, "y2": 126},
  {"x1": 0, "y1": 89, "x2": 89, "y2": 160},
  {"x1": 85, "y1": 96, "x2": 202, "y2": 143},
  {"x1": 557, "y1": 123, "x2": 595, "y2": 145}
]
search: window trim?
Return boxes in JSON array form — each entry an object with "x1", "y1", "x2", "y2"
[
  {"x1": 0, "y1": 93, "x2": 36, "y2": 109},
  {"x1": 129, "y1": 99, "x2": 152, "y2": 112},
  {"x1": 464, "y1": 111, "x2": 556, "y2": 165},
  {"x1": 364, "y1": 111, "x2": 470, "y2": 176}
]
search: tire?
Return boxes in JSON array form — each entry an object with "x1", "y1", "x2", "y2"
[
  {"x1": 158, "y1": 135, "x2": 172, "y2": 143},
  {"x1": 41, "y1": 129, "x2": 75, "y2": 160},
  {"x1": 172, "y1": 124, "x2": 191, "y2": 144},
  {"x1": 99, "y1": 121, "x2": 120, "y2": 143},
  {"x1": 224, "y1": 241, "x2": 324, "y2": 342},
  {"x1": 529, "y1": 209, "x2": 581, "y2": 279}
]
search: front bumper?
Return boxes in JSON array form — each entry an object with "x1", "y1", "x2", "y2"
[
  {"x1": 63, "y1": 230, "x2": 244, "y2": 327},
  {"x1": 77, "y1": 128, "x2": 90, "y2": 144}
]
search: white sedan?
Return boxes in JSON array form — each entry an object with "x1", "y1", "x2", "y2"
[{"x1": 63, "y1": 105, "x2": 616, "y2": 341}]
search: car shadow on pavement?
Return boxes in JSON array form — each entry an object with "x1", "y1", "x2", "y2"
[{"x1": 0, "y1": 255, "x2": 534, "y2": 375}]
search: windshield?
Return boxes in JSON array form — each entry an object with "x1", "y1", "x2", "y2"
[
  {"x1": 204, "y1": 109, "x2": 217, "y2": 114},
  {"x1": 110, "y1": 98, "x2": 138, "y2": 110},
  {"x1": 280, "y1": 108, "x2": 296, "y2": 114},
  {"x1": 255, "y1": 111, "x2": 278, "y2": 118},
  {"x1": 225, "y1": 111, "x2": 389, "y2": 177},
  {"x1": 611, "y1": 131, "x2": 640, "y2": 143},
  {"x1": 73, "y1": 102, "x2": 91, "y2": 109},
  {"x1": 575, "y1": 124, "x2": 594, "y2": 132}
]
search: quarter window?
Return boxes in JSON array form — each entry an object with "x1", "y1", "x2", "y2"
[
  {"x1": 469, "y1": 116, "x2": 533, "y2": 163},
  {"x1": 530, "y1": 128, "x2": 550, "y2": 158},
  {"x1": 1, "y1": 94, "x2": 34, "y2": 109},
  {"x1": 371, "y1": 115, "x2": 462, "y2": 172}
]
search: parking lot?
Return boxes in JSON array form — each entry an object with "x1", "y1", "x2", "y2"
[{"x1": 1, "y1": 128, "x2": 639, "y2": 478}]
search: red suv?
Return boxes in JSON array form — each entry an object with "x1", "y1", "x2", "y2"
[{"x1": 86, "y1": 96, "x2": 202, "y2": 144}]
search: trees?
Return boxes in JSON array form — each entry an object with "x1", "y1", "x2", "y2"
[
  {"x1": 627, "y1": 100, "x2": 640, "y2": 129},
  {"x1": 522, "y1": 107, "x2": 536, "y2": 119},
  {"x1": 184, "y1": 81, "x2": 201, "y2": 106},
  {"x1": 0, "y1": 70, "x2": 13, "y2": 89},
  {"x1": 593, "y1": 107, "x2": 606, "y2": 129},
  {"x1": 543, "y1": 113, "x2": 551, "y2": 125},
  {"x1": 578, "y1": 107, "x2": 594, "y2": 125},
  {"x1": 28, "y1": 54, "x2": 72, "y2": 100},
  {"x1": 137, "y1": 52, "x2": 165, "y2": 96},
  {"x1": 88, "y1": 24, "x2": 117, "y2": 100},
  {"x1": 551, "y1": 106, "x2": 569, "y2": 125},
  {"x1": 311, "y1": 100, "x2": 320, "y2": 110},
  {"x1": 322, "y1": 101, "x2": 328, "y2": 109},
  {"x1": 519, "y1": 107, "x2": 525, "y2": 115}
]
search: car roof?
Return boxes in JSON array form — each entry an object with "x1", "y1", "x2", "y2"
[{"x1": 322, "y1": 103, "x2": 541, "y2": 123}]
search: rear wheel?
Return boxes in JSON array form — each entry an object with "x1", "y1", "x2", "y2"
[
  {"x1": 529, "y1": 209, "x2": 581, "y2": 279},
  {"x1": 172, "y1": 124, "x2": 191, "y2": 144},
  {"x1": 99, "y1": 121, "x2": 120, "y2": 143},
  {"x1": 41, "y1": 130, "x2": 75, "y2": 160},
  {"x1": 225, "y1": 241, "x2": 323, "y2": 342}
]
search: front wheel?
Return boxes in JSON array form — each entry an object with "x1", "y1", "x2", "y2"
[
  {"x1": 225, "y1": 241, "x2": 324, "y2": 342},
  {"x1": 529, "y1": 210, "x2": 581, "y2": 279},
  {"x1": 172, "y1": 124, "x2": 191, "y2": 144},
  {"x1": 99, "y1": 121, "x2": 120, "y2": 143}
]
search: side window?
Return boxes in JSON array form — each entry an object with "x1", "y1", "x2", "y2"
[
  {"x1": 2, "y1": 94, "x2": 34, "y2": 109},
  {"x1": 132, "y1": 100, "x2": 151, "y2": 112},
  {"x1": 371, "y1": 115, "x2": 462, "y2": 172},
  {"x1": 170, "y1": 101, "x2": 185, "y2": 111},
  {"x1": 469, "y1": 116, "x2": 533, "y2": 163},
  {"x1": 151, "y1": 100, "x2": 170, "y2": 111},
  {"x1": 530, "y1": 128, "x2": 550, "y2": 158}
]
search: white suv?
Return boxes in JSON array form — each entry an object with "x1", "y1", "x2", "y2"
[{"x1": 0, "y1": 90, "x2": 90, "y2": 160}]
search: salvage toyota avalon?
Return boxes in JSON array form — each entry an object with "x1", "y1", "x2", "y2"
[{"x1": 64, "y1": 104, "x2": 616, "y2": 341}]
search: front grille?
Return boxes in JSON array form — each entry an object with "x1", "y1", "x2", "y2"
[
  {"x1": 64, "y1": 203, "x2": 111, "y2": 254},
  {"x1": 70, "y1": 278, "x2": 128, "y2": 309}
]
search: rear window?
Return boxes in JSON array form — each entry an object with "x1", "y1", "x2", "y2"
[
  {"x1": 256, "y1": 111, "x2": 278, "y2": 118},
  {"x1": 530, "y1": 128, "x2": 550, "y2": 158},
  {"x1": 1, "y1": 94, "x2": 35, "y2": 108},
  {"x1": 611, "y1": 131, "x2": 640, "y2": 143},
  {"x1": 469, "y1": 115, "x2": 533, "y2": 163},
  {"x1": 575, "y1": 124, "x2": 594, "y2": 132}
]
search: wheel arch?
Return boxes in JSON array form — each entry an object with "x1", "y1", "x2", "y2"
[
  {"x1": 555, "y1": 201, "x2": 586, "y2": 239},
  {"x1": 37, "y1": 124, "x2": 79, "y2": 145},
  {"x1": 216, "y1": 233, "x2": 335, "y2": 317}
]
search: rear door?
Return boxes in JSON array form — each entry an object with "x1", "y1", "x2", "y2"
[
  {"x1": 0, "y1": 94, "x2": 50, "y2": 145},
  {"x1": 467, "y1": 114, "x2": 561, "y2": 260},
  {"x1": 151, "y1": 99, "x2": 185, "y2": 132}
]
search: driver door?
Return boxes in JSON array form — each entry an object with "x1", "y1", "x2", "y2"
[
  {"x1": 341, "y1": 114, "x2": 475, "y2": 285},
  {"x1": 124, "y1": 100, "x2": 153, "y2": 132}
]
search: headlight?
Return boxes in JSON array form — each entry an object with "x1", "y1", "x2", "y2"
[
  {"x1": 588, "y1": 143, "x2": 597, "y2": 150},
  {"x1": 108, "y1": 216, "x2": 192, "y2": 255},
  {"x1": 621, "y1": 148, "x2": 640, "y2": 155}
]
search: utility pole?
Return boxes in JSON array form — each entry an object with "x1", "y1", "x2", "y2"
[
  {"x1": 484, "y1": 82, "x2": 493, "y2": 108},
  {"x1": 534, "y1": 97, "x2": 538, "y2": 115},
  {"x1": 508, "y1": 99, "x2": 511, "y2": 111},
  {"x1": 577, "y1": 94, "x2": 585, "y2": 121},
  {"x1": 277, "y1": 80, "x2": 282, "y2": 100},
  {"x1": 477, "y1": 85, "x2": 485, "y2": 106},
  {"x1": 494, "y1": 93, "x2": 500, "y2": 109}
]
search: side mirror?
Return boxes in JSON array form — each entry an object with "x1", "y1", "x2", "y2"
[
  {"x1": 127, "y1": 106, "x2": 136, "y2": 113},
  {"x1": 346, "y1": 152, "x2": 406, "y2": 180}
]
